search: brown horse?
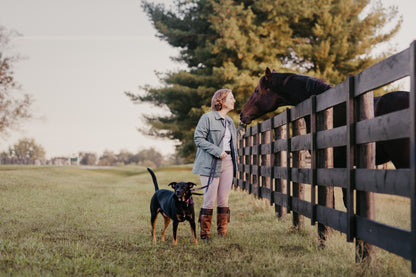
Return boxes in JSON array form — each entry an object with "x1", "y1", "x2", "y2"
[{"x1": 239, "y1": 68, "x2": 409, "y2": 204}]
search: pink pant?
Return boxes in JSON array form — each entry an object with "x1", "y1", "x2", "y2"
[{"x1": 201, "y1": 155, "x2": 233, "y2": 209}]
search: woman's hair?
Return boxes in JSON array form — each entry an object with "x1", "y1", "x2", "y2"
[{"x1": 211, "y1": 89, "x2": 232, "y2": 111}]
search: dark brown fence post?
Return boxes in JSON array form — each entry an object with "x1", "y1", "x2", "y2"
[
  {"x1": 248, "y1": 128, "x2": 254, "y2": 194},
  {"x1": 410, "y1": 40, "x2": 416, "y2": 274},
  {"x1": 262, "y1": 128, "x2": 272, "y2": 204},
  {"x1": 292, "y1": 118, "x2": 306, "y2": 228},
  {"x1": 237, "y1": 128, "x2": 246, "y2": 190},
  {"x1": 243, "y1": 129, "x2": 250, "y2": 191},
  {"x1": 253, "y1": 126, "x2": 260, "y2": 197},
  {"x1": 347, "y1": 75, "x2": 356, "y2": 243},
  {"x1": 317, "y1": 107, "x2": 334, "y2": 247},
  {"x1": 355, "y1": 91, "x2": 376, "y2": 264},
  {"x1": 275, "y1": 123, "x2": 287, "y2": 218}
]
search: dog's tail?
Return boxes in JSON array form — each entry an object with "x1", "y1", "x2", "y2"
[{"x1": 147, "y1": 168, "x2": 159, "y2": 191}]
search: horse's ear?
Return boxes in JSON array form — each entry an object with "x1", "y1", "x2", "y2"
[
  {"x1": 272, "y1": 69, "x2": 276, "y2": 73},
  {"x1": 265, "y1": 67, "x2": 271, "y2": 80}
]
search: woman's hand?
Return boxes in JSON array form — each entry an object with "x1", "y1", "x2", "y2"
[{"x1": 219, "y1": 151, "x2": 229, "y2": 159}]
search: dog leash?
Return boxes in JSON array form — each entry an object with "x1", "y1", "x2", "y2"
[
  {"x1": 191, "y1": 158, "x2": 218, "y2": 195},
  {"x1": 192, "y1": 118, "x2": 228, "y2": 195}
]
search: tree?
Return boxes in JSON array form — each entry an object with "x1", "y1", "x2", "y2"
[
  {"x1": 280, "y1": 0, "x2": 402, "y2": 84},
  {"x1": 98, "y1": 150, "x2": 117, "y2": 166},
  {"x1": 0, "y1": 26, "x2": 32, "y2": 135},
  {"x1": 79, "y1": 152, "x2": 97, "y2": 165},
  {"x1": 9, "y1": 138, "x2": 45, "y2": 160},
  {"x1": 136, "y1": 148, "x2": 164, "y2": 168},
  {"x1": 116, "y1": 149, "x2": 134, "y2": 165},
  {"x1": 127, "y1": 0, "x2": 401, "y2": 161}
]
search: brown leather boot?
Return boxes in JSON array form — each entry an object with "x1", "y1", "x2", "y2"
[
  {"x1": 199, "y1": 208, "x2": 213, "y2": 242},
  {"x1": 217, "y1": 207, "x2": 230, "y2": 237}
]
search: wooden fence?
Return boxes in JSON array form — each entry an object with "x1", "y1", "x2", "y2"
[{"x1": 235, "y1": 41, "x2": 416, "y2": 272}]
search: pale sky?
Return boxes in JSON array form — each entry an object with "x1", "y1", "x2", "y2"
[{"x1": 0, "y1": 0, "x2": 415, "y2": 159}]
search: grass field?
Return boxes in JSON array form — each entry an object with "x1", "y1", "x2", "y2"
[{"x1": 0, "y1": 165, "x2": 413, "y2": 276}]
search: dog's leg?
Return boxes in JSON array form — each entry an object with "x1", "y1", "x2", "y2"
[
  {"x1": 151, "y1": 213, "x2": 158, "y2": 242},
  {"x1": 172, "y1": 221, "x2": 179, "y2": 245},
  {"x1": 161, "y1": 215, "x2": 170, "y2": 242},
  {"x1": 190, "y1": 220, "x2": 198, "y2": 244}
]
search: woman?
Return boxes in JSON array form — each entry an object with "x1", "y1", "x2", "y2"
[{"x1": 192, "y1": 88, "x2": 237, "y2": 241}]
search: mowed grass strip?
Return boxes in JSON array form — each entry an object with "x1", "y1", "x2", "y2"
[{"x1": 0, "y1": 165, "x2": 412, "y2": 276}]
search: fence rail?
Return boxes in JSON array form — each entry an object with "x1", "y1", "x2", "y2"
[{"x1": 235, "y1": 41, "x2": 416, "y2": 272}]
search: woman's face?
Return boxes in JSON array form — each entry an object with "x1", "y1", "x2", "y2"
[{"x1": 223, "y1": 92, "x2": 236, "y2": 111}]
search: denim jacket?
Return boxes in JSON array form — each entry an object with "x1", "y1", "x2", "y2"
[{"x1": 192, "y1": 110, "x2": 238, "y2": 177}]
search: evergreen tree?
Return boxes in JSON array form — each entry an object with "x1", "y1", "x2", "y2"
[{"x1": 127, "y1": 0, "x2": 401, "y2": 161}]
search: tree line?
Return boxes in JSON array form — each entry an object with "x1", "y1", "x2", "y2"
[
  {"x1": 79, "y1": 148, "x2": 182, "y2": 167},
  {"x1": 0, "y1": 138, "x2": 181, "y2": 167}
]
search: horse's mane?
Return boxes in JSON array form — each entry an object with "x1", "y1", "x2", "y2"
[
  {"x1": 258, "y1": 72, "x2": 332, "y2": 96},
  {"x1": 294, "y1": 74, "x2": 332, "y2": 95}
]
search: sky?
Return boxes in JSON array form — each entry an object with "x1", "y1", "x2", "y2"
[{"x1": 0, "y1": 0, "x2": 415, "y2": 159}]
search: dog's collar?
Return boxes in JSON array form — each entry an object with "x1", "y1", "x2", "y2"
[{"x1": 185, "y1": 197, "x2": 193, "y2": 206}]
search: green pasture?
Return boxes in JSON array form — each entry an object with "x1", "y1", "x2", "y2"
[{"x1": 0, "y1": 165, "x2": 413, "y2": 276}]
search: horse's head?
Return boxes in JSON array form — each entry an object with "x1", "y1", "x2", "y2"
[
  {"x1": 240, "y1": 67, "x2": 293, "y2": 126},
  {"x1": 240, "y1": 68, "x2": 332, "y2": 127}
]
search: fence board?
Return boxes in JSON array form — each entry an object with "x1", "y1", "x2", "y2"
[
  {"x1": 356, "y1": 216, "x2": 411, "y2": 260},
  {"x1": 356, "y1": 109, "x2": 410, "y2": 144},
  {"x1": 355, "y1": 169, "x2": 410, "y2": 197},
  {"x1": 260, "y1": 119, "x2": 272, "y2": 132},
  {"x1": 355, "y1": 48, "x2": 410, "y2": 95},
  {"x1": 291, "y1": 168, "x2": 311, "y2": 184},
  {"x1": 316, "y1": 168, "x2": 347, "y2": 188},
  {"x1": 316, "y1": 205, "x2": 347, "y2": 233},
  {"x1": 260, "y1": 187, "x2": 271, "y2": 201},
  {"x1": 250, "y1": 165, "x2": 258, "y2": 175},
  {"x1": 252, "y1": 145, "x2": 258, "y2": 155},
  {"x1": 291, "y1": 134, "x2": 311, "y2": 152},
  {"x1": 273, "y1": 139, "x2": 288, "y2": 152},
  {"x1": 273, "y1": 191, "x2": 288, "y2": 207},
  {"x1": 274, "y1": 166, "x2": 287, "y2": 179},
  {"x1": 243, "y1": 146, "x2": 251, "y2": 155},
  {"x1": 291, "y1": 98, "x2": 312, "y2": 120},
  {"x1": 316, "y1": 79, "x2": 348, "y2": 112},
  {"x1": 237, "y1": 179, "x2": 243, "y2": 189},
  {"x1": 316, "y1": 126, "x2": 347, "y2": 149},
  {"x1": 242, "y1": 180, "x2": 250, "y2": 191},
  {"x1": 260, "y1": 166, "x2": 272, "y2": 177},
  {"x1": 260, "y1": 143, "x2": 271, "y2": 155},
  {"x1": 272, "y1": 111, "x2": 288, "y2": 127},
  {"x1": 291, "y1": 198, "x2": 312, "y2": 218}
]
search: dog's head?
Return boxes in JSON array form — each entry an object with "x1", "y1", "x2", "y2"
[{"x1": 168, "y1": 182, "x2": 196, "y2": 202}]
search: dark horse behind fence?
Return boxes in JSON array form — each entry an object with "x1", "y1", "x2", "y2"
[{"x1": 239, "y1": 68, "x2": 409, "y2": 205}]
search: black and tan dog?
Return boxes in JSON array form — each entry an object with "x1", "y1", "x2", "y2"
[{"x1": 148, "y1": 168, "x2": 198, "y2": 244}]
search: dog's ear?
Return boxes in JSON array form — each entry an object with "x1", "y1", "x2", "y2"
[
  {"x1": 187, "y1": 182, "x2": 197, "y2": 188},
  {"x1": 168, "y1": 182, "x2": 177, "y2": 188}
]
